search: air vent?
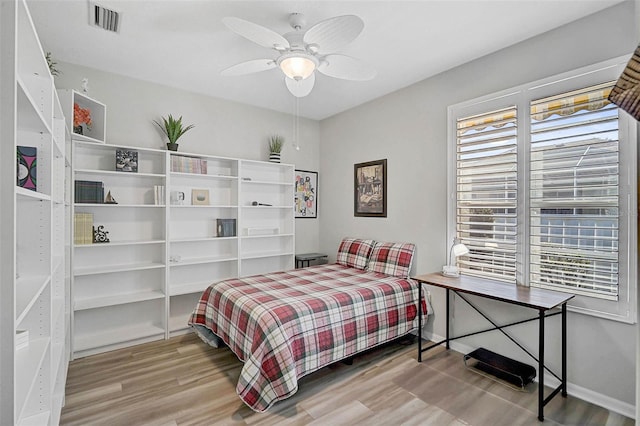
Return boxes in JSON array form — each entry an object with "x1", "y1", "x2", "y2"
[{"x1": 91, "y1": 3, "x2": 120, "y2": 33}]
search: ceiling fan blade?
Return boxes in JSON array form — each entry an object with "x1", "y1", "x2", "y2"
[
  {"x1": 223, "y1": 17, "x2": 290, "y2": 50},
  {"x1": 317, "y1": 54, "x2": 376, "y2": 81},
  {"x1": 285, "y1": 73, "x2": 315, "y2": 98},
  {"x1": 303, "y1": 15, "x2": 364, "y2": 53},
  {"x1": 221, "y1": 59, "x2": 276, "y2": 76}
]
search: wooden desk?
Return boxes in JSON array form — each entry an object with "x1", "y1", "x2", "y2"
[{"x1": 413, "y1": 272, "x2": 574, "y2": 422}]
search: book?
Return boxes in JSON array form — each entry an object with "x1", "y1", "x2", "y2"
[
  {"x1": 216, "y1": 219, "x2": 236, "y2": 237},
  {"x1": 75, "y1": 180, "x2": 104, "y2": 203},
  {"x1": 74, "y1": 213, "x2": 82, "y2": 245},
  {"x1": 74, "y1": 212, "x2": 94, "y2": 244},
  {"x1": 154, "y1": 185, "x2": 165, "y2": 205},
  {"x1": 83, "y1": 213, "x2": 94, "y2": 244},
  {"x1": 17, "y1": 146, "x2": 37, "y2": 191}
]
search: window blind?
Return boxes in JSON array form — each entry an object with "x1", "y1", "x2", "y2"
[
  {"x1": 529, "y1": 82, "x2": 619, "y2": 299},
  {"x1": 456, "y1": 107, "x2": 518, "y2": 282}
]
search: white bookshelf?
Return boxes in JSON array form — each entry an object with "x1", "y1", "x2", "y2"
[
  {"x1": 69, "y1": 144, "x2": 295, "y2": 355},
  {"x1": 0, "y1": 1, "x2": 69, "y2": 424}
]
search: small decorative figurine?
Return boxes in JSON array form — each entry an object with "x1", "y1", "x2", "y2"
[
  {"x1": 93, "y1": 225, "x2": 110, "y2": 243},
  {"x1": 104, "y1": 190, "x2": 118, "y2": 204},
  {"x1": 81, "y1": 78, "x2": 89, "y2": 94}
]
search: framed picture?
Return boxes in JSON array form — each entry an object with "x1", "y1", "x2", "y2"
[
  {"x1": 115, "y1": 149, "x2": 138, "y2": 172},
  {"x1": 192, "y1": 189, "x2": 210, "y2": 205},
  {"x1": 295, "y1": 170, "x2": 318, "y2": 218},
  {"x1": 17, "y1": 146, "x2": 37, "y2": 191},
  {"x1": 354, "y1": 159, "x2": 387, "y2": 217}
]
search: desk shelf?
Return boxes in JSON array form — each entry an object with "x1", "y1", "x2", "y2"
[{"x1": 463, "y1": 347, "x2": 536, "y2": 390}]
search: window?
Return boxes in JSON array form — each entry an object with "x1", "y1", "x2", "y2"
[
  {"x1": 529, "y1": 83, "x2": 619, "y2": 300},
  {"x1": 456, "y1": 107, "x2": 518, "y2": 282},
  {"x1": 448, "y1": 58, "x2": 637, "y2": 322}
]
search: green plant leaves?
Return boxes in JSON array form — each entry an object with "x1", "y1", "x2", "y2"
[{"x1": 153, "y1": 114, "x2": 195, "y2": 144}]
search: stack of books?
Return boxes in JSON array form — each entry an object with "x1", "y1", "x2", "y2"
[
  {"x1": 216, "y1": 219, "x2": 236, "y2": 237},
  {"x1": 75, "y1": 180, "x2": 104, "y2": 203},
  {"x1": 15, "y1": 329, "x2": 29, "y2": 350},
  {"x1": 154, "y1": 185, "x2": 165, "y2": 205},
  {"x1": 171, "y1": 155, "x2": 208, "y2": 174},
  {"x1": 74, "y1": 213, "x2": 94, "y2": 244}
]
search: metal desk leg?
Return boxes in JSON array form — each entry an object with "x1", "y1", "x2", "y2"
[
  {"x1": 446, "y1": 289, "x2": 450, "y2": 349},
  {"x1": 418, "y1": 282, "x2": 422, "y2": 362},
  {"x1": 562, "y1": 302, "x2": 567, "y2": 397},
  {"x1": 538, "y1": 309, "x2": 545, "y2": 421}
]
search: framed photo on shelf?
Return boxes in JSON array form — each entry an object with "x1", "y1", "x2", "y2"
[
  {"x1": 354, "y1": 159, "x2": 387, "y2": 217},
  {"x1": 115, "y1": 149, "x2": 138, "y2": 172},
  {"x1": 170, "y1": 188, "x2": 189, "y2": 205},
  {"x1": 192, "y1": 188, "x2": 210, "y2": 205},
  {"x1": 295, "y1": 169, "x2": 318, "y2": 218},
  {"x1": 17, "y1": 146, "x2": 37, "y2": 191}
]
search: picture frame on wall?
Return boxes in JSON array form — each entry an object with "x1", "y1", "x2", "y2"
[
  {"x1": 295, "y1": 169, "x2": 318, "y2": 218},
  {"x1": 354, "y1": 159, "x2": 387, "y2": 217}
]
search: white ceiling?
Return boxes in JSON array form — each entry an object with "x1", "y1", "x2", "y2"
[{"x1": 29, "y1": 0, "x2": 623, "y2": 120}]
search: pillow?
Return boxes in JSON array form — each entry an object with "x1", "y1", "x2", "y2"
[
  {"x1": 366, "y1": 241, "x2": 416, "y2": 278},
  {"x1": 336, "y1": 238, "x2": 376, "y2": 270}
]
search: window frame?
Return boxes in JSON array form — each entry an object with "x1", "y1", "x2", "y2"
[{"x1": 447, "y1": 56, "x2": 637, "y2": 323}]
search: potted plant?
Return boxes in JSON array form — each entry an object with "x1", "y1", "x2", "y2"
[
  {"x1": 268, "y1": 135, "x2": 284, "y2": 163},
  {"x1": 73, "y1": 102, "x2": 92, "y2": 135},
  {"x1": 153, "y1": 114, "x2": 195, "y2": 151}
]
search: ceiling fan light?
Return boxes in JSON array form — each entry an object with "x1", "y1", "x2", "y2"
[{"x1": 279, "y1": 55, "x2": 317, "y2": 80}]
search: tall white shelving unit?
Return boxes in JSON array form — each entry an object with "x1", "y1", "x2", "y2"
[
  {"x1": 0, "y1": 0, "x2": 70, "y2": 424},
  {"x1": 70, "y1": 140, "x2": 167, "y2": 357},
  {"x1": 70, "y1": 143, "x2": 295, "y2": 358}
]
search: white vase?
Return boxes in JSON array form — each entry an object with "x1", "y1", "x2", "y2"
[{"x1": 269, "y1": 152, "x2": 281, "y2": 163}]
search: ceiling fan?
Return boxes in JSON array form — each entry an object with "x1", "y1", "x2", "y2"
[{"x1": 221, "y1": 13, "x2": 376, "y2": 97}]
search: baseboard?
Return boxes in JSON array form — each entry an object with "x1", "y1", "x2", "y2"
[{"x1": 420, "y1": 331, "x2": 636, "y2": 420}]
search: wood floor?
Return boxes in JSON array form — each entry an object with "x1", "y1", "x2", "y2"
[{"x1": 61, "y1": 333, "x2": 633, "y2": 426}]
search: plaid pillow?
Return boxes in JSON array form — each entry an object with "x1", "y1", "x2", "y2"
[
  {"x1": 366, "y1": 241, "x2": 416, "y2": 278},
  {"x1": 336, "y1": 238, "x2": 376, "y2": 270}
]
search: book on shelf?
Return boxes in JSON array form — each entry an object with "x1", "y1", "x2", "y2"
[
  {"x1": 16, "y1": 146, "x2": 37, "y2": 191},
  {"x1": 154, "y1": 185, "x2": 165, "y2": 205},
  {"x1": 217, "y1": 219, "x2": 236, "y2": 237},
  {"x1": 171, "y1": 155, "x2": 208, "y2": 174},
  {"x1": 75, "y1": 180, "x2": 104, "y2": 203},
  {"x1": 15, "y1": 329, "x2": 29, "y2": 350},
  {"x1": 74, "y1": 212, "x2": 94, "y2": 244}
]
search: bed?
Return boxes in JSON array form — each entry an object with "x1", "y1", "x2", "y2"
[{"x1": 188, "y1": 238, "x2": 425, "y2": 412}]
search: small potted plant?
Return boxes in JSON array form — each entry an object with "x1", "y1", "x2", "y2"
[
  {"x1": 153, "y1": 114, "x2": 195, "y2": 151},
  {"x1": 268, "y1": 135, "x2": 284, "y2": 163},
  {"x1": 73, "y1": 103, "x2": 92, "y2": 135}
]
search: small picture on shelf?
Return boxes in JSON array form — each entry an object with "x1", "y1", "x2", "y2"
[
  {"x1": 170, "y1": 188, "x2": 190, "y2": 205},
  {"x1": 115, "y1": 149, "x2": 138, "y2": 172},
  {"x1": 192, "y1": 189, "x2": 210, "y2": 205},
  {"x1": 217, "y1": 219, "x2": 236, "y2": 237},
  {"x1": 16, "y1": 146, "x2": 37, "y2": 191}
]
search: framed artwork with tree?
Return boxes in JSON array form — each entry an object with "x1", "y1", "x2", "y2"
[{"x1": 354, "y1": 159, "x2": 387, "y2": 217}]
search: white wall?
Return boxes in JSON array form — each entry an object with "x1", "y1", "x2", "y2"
[
  {"x1": 54, "y1": 62, "x2": 321, "y2": 253},
  {"x1": 320, "y1": 1, "x2": 638, "y2": 413}
]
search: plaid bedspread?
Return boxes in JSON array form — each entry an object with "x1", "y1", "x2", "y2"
[{"x1": 188, "y1": 263, "x2": 424, "y2": 412}]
